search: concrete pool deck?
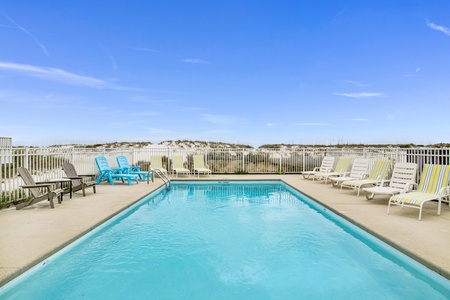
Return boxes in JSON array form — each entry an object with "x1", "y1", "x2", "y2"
[{"x1": 1, "y1": 174, "x2": 450, "y2": 287}]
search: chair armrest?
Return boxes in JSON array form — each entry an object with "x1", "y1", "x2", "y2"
[
  {"x1": 403, "y1": 182, "x2": 417, "y2": 192},
  {"x1": 313, "y1": 167, "x2": 320, "y2": 172},
  {"x1": 21, "y1": 183, "x2": 55, "y2": 189},
  {"x1": 439, "y1": 186, "x2": 450, "y2": 196},
  {"x1": 131, "y1": 166, "x2": 141, "y2": 172}
]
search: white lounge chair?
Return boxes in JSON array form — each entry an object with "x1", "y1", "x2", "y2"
[
  {"x1": 313, "y1": 157, "x2": 351, "y2": 184},
  {"x1": 363, "y1": 162, "x2": 418, "y2": 200},
  {"x1": 302, "y1": 156, "x2": 335, "y2": 179},
  {"x1": 340, "y1": 159, "x2": 391, "y2": 196},
  {"x1": 388, "y1": 164, "x2": 450, "y2": 220},
  {"x1": 330, "y1": 158, "x2": 369, "y2": 187}
]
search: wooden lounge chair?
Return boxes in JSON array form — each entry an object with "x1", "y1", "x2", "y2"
[
  {"x1": 302, "y1": 156, "x2": 335, "y2": 179},
  {"x1": 313, "y1": 157, "x2": 351, "y2": 184},
  {"x1": 363, "y1": 162, "x2": 418, "y2": 200},
  {"x1": 340, "y1": 159, "x2": 391, "y2": 196},
  {"x1": 171, "y1": 155, "x2": 190, "y2": 177},
  {"x1": 116, "y1": 155, "x2": 152, "y2": 181},
  {"x1": 16, "y1": 167, "x2": 63, "y2": 209},
  {"x1": 95, "y1": 156, "x2": 139, "y2": 186},
  {"x1": 388, "y1": 164, "x2": 450, "y2": 220},
  {"x1": 193, "y1": 155, "x2": 212, "y2": 177},
  {"x1": 62, "y1": 162, "x2": 97, "y2": 196}
]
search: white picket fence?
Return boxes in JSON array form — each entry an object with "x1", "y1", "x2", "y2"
[{"x1": 1, "y1": 146, "x2": 449, "y2": 205}]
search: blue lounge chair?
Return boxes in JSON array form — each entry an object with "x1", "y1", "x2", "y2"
[
  {"x1": 116, "y1": 155, "x2": 152, "y2": 181},
  {"x1": 95, "y1": 156, "x2": 139, "y2": 186}
]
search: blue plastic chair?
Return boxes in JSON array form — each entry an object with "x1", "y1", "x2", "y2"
[
  {"x1": 95, "y1": 156, "x2": 139, "y2": 186},
  {"x1": 116, "y1": 155, "x2": 152, "y2": 181}
]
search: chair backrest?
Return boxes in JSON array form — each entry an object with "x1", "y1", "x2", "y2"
[
  {"x1": 417, "y1": 164, "x2": 450, "y2": 194},
  {"x1": 193, "y1": 155, "x2": 206, "y2": 168},
  {"x1": 116, "y1": 155, "x2": 130, "y2": 169},
  {"x1": 334, "y1": 157, "x2": 351, "y2": 173},
  {"x1": 349, "y1": 158, "x2": 369, "y2": 178},
  {"x1": 319, "y1": 157, "x2": 335, "y2": 172},
  {"x1": 388, "y1": 162, "x2": 418, "y2": 189},
  {"x1": 172, "y1": 155, "x2": 185, "y2": 169},
  {"x1": 62, "y1": 162, "x2": 82, "y2": 187},
  {"x1": 367, "y1": 159, "x2": 390, "y2": 180},
  {"x1": 150, "y1": 156, "x2": 163, "y2": 169},
  {"x1": 95, "y1": 156, "x2": 112, "y2": 172},
  {"x1": 18, "y1": 167, "x2": 42, "y2": 198}
]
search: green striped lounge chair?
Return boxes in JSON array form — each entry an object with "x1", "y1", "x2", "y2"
[
  {"x1": 387, "y1": 164, "x2": 450, "y2": 220},
  {"x1": 302, "y1": 156, "x2": 335, "y2": 179},
  {"x1": 313, "y1": 157, "x2": 351, "y2": 184},
  {"x1": 340, "y1": 159, "x2": 391, "y2": 196}
]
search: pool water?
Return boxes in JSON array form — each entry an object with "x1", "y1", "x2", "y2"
[{"x1": 1, "y1": 181, "x2": 450, "y2": 299}]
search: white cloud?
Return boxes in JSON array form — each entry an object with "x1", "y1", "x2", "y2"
[
  {"x1": 183, "y1": 58, "x2": 210, "y2": 64},
  {"x1": 0, "y1": 61, "x2": 135, "y2": 90},
  {"x1": 340, "y1": 80, "x2": 370, "y2": 87},
  {"x1": 333, "y1": 92, "x2": 385, "y2": 98},
  {"x1": 426, "y1": 20, "x2": 450, "y2": 36},
  {"x1": 2, "y1": 11, "x2": 49, "y2": 56}
]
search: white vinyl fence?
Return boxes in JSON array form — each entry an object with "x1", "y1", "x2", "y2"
[{"x1": 1, "y1": 146, "x2": 449, "y2": 206}]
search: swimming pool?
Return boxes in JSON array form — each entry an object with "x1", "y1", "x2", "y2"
[{"x1": 1, "y1": 181, "x2": 450, "y2": 299}]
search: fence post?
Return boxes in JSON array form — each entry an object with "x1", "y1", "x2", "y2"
[
  {"x1": 24, "y1": 147, "x2": 29, "y2": 169},
  {"x1": 279, "y1": 149, "x2": 282, "y2": 174},
  {"x1": 242, "y1": 149, "x2": 245, "y2": 173},
  {"x1": 302, "y1": 148, "x2": 305, "y2": 173}
]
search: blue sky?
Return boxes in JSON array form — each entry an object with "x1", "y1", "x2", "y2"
[{"x1": 1, "y1": 1, "x2": 450, "y2": 147}]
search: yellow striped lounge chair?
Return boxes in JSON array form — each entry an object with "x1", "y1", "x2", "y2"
[
  {"x1": 363, "y1": 162, "x2": 418, "y2": 200},
  {"x1": 150, "y1": 155, "x2": 167, "y2": 174},
  {"x1": 171, "y1": 155, "x2": 190, "y2": 177},
  {"x1": 302, "y1": 156, "x2": 335, "y2": 179},
  {"x1": 193, "y1": 155, "x2": 212, "y2": 177},
  {"x1": 387, "y1": 164, "x2": 450, "y2": 220},
  {"x1": 340, "y1": 159, "x2": 391, "y2": 196},
  {"x1": 313, "y1": 157, "x2": 351, "y2": 184}
]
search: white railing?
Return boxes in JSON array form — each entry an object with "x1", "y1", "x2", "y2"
[{"x1": 1, "y1": 146, "x2": 449, "y2": 206}]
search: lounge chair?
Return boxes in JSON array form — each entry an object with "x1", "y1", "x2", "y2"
[
  {"x1": 193, "y1": 155, "x2": 212, "y2": 177},
  {"x1": 95, "y1": 156, "x2": 139, "y2": 185},
  {"x1": 388, "y1": 164, "x2": 450, "y2": 220},
  {"x1": 363, "y1": 162, "x2": 418, "y2": 200},
  {"x1": 116, "y1": 155, "x2": 152, "y2": 181},
  {"x1": 16, "y1": 167, "x2": 63, "y2": 209},
  {"x1": 330, "y1": 158, "x2": 370, "y2": 187},
  {"x1": 313, "y1": 157, "x2": 351, "y2": 184},
  {"x1": 62, "y1": 162, "x2": 97, "y2": 196},
  {"x1": 150, "y1": 155, "x2": 168, "y2": 174},
  {"x1": 171, "y1": 155, "x2": 190, "y2": 177},
  {"x1": 302, "y1": 156, "x2": 335, "y2": 179},
  {"x1": 340, "y1": 159, "x2": 391, "y2": 196}
]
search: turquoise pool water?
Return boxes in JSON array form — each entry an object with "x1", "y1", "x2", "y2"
[{"x1": 1, "y1": 181, "x2": 450, "y2": 299}]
